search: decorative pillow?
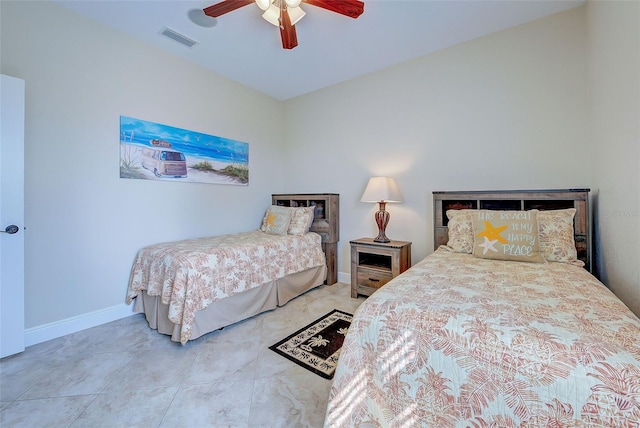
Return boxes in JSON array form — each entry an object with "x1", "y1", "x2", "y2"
[
  {"x1": 260, "y1": 205, "x2": 285, "y2": 231},
  {"x1": 260, "y1": 208, "x2": 270, "y2": 231},
  {"x1": 538, "y1": 208, "x2": 582, "y2": 265},
  {"x1": 445, "y1": 210, "x2": 474, "y2": 253},
  {"x1": 288, "y1": 206, "x2": 315, "y2": 235},
  {"x1": 471, "y1": 209, "x2": 546, "y2": 263},
  {"x1": 261, "y1": 205, "x2": 293, "y2": 236}
]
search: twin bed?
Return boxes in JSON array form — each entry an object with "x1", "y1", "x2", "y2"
[
  {"x1": 326, "y1": 189, "x2": 640, "y2": 427},
  {"x1": 126, "y1": 193, "x2": 339, "y2": 344}
]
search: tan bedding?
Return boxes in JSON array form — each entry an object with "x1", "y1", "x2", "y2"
[
  {"x1": 326, "y1": 248, "x2": 640, "y2": 427},
  {"x1": 126, "y1": 230, "x2": 326, "y2": 344}
]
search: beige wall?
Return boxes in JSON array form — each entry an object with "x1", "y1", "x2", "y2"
[
  {"x1": 586, "y1": 0, "x2": 640, "y2": 315},
  {"x1": 283, "y1": 7, "x2": 591, "y2": 276},
  {"x1": 1, "y1": 1, "x2": 285, "y2": 330}
]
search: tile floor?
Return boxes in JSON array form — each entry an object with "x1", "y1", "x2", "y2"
[{"x1": 0, "y1": 282, "x2": 365, "y2": 427}]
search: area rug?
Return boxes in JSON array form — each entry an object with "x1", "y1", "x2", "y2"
[{"x1": 269, "y1": 309, "x2": 352, "y2": 379}]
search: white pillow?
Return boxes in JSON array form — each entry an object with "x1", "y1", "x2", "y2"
[{"x1": 288, "y1": 207, "x2": 315, "y2": 235}]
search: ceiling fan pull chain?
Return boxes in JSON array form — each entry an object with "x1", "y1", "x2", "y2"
[{"x1": 279, "y1": 1, "x2": 285, "y2": 30}]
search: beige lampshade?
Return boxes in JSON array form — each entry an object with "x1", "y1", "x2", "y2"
[
  {"x1": 255, "y1": 0, "x2": 270, "y2": 11},
  {"x1": 360, "y1": 177, "x2": 403, "y2": 203},
  {"x1": 287, "y1": 6, "x2": 306, "y2": 25},
  {"x1": 262, "y1": 4, "x2": 281, "y2": 26}
]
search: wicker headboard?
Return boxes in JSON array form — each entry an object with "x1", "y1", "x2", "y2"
[
  {"x1": 433, "y1": 189, "x2": 591, "y2": 271},
  {"x1": 272, "y1": 193, "x2": 340, "y2": 285}
]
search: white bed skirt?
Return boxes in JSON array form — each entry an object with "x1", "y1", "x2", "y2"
[{"x1": 133, "y1": 264, "x2": 327, "y2": 342}]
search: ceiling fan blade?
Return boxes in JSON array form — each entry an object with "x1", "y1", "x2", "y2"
[
  {"x1": 302, "y1": 0, "x2": 364, "y2": 19},
  {"x1": 280, "y1": 7, "x2": 298, "y2": 50},
  {"x1": 203, "y1": 0, "x2": 254, "y2": 18}
]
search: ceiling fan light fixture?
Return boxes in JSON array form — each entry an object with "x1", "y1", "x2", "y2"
[
  {"x1": 261, "y1": 3, "x2": 280, "y2": 26},
  {"x1": 203, "y1": 0, "x2": 364, "y2": 49},
  {"x1": 287, "y1": 6, "x2": 305, "y2": 26},
  {"x1": 255, "y1": 0, "x2": 270, "y2": 11}
]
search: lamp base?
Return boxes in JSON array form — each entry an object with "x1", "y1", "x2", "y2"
[
  {"x1": 373, "y1": 235, "x2": 390, "y2": 244},
  {"x1": 373, "y1": 202, "x2": 391, "y2": 243}
]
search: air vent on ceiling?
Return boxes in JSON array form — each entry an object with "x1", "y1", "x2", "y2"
[{"x1": 159, "y1": 27, "x2": 199, "y2": 48}]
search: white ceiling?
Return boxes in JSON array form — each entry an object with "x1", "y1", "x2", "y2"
[{"x1": 57, "y1": 0, "x2": 585, "y2": 100}]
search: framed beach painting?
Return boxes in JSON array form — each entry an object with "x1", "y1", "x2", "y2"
[{"x1": 119, "y1": 116, "x2": 249, "y2": 185}]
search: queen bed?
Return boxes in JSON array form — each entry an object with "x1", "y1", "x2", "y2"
[
  {"x1": 126, "y1": 193, "x2": 339, "y2": 344},
  {"x1": 326, "y1": 189, "x2": 640, "y2": 427}
]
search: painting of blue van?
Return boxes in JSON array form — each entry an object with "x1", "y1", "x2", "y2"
[{"x1": 119, "y1": 116, "x2": 249, "y2": 185}]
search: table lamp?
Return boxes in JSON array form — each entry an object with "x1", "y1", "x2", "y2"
[{"x1": 360, "y1": 176, "x2": 403, "y2": 243}]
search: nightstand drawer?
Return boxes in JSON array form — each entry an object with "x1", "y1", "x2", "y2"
[{"x1": 357, "y1": 269, "x2": 393, "y2": 290}]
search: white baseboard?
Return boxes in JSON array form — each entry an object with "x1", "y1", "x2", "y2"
[
  {"x1": 337, "y1": 271, "x2": 350, "y2": 285},
  {"x1": 24, "y1": 303, "x2": 136, "y2": 347}
]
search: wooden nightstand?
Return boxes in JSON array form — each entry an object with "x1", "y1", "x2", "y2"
[{"x1": 350, "y1": 238, "x2": 412, "y2": 298}]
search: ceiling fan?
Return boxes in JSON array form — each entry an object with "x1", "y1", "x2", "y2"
[{"x1": 203, "y1": 0, "x2": 365, "y2": 50}]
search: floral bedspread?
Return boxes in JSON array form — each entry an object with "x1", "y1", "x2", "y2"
[
  {"x1": 126, "y1": 231, "x2": 325, "y2": 344},
  {"x1": 326, "y1": 248, "x2": 640, "y2": 427}
]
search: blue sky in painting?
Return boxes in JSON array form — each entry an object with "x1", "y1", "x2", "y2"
[{"x1": 120, "y1": 116, "x2": 248, "y2": 164}]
